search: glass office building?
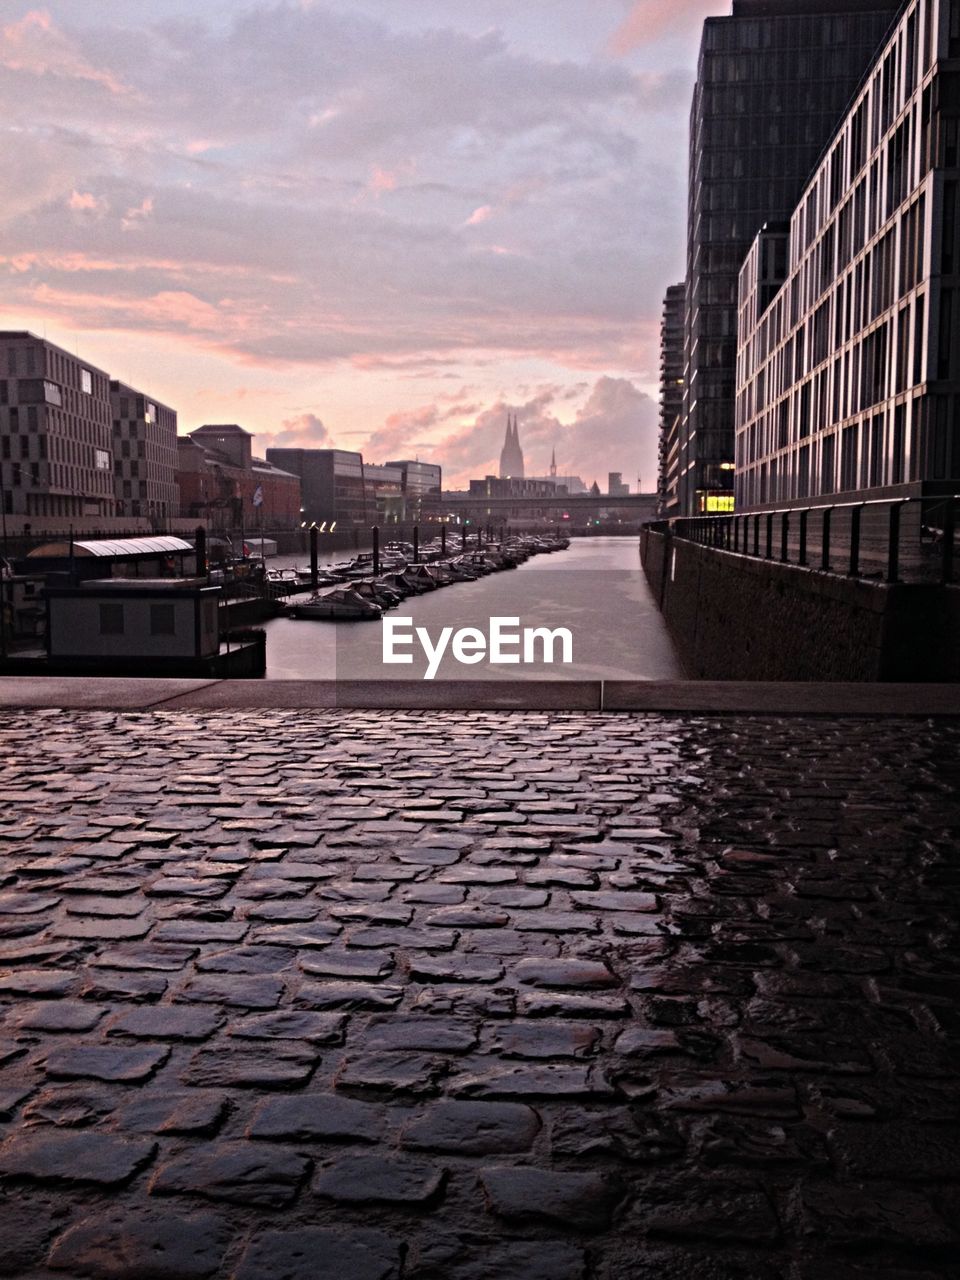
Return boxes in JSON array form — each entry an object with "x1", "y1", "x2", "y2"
[
  {"x1": 736, "y1": 0, "x2": 960, "y2": 508},
  {"x1": 678, "y1": 0, "x2": 902, "y2": 515}
]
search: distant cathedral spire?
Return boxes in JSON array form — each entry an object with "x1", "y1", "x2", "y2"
[
  {"x1": 549, "y1": 446, "x2": 557, "y2": 478},
  {"x1": 499, "y1": 412, "x2": 525, "y2": 479}
]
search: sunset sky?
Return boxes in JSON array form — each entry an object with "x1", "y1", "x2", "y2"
[{"x1": 0, "y1": 1, "x2": 724, "y2": 489}]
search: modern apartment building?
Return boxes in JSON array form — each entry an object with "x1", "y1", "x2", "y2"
[
  {"x1": 265, "y1": 448, "x2": 370, "y2": 528},
  {"x1": 658, "y1": 282, "x2": 685, "y2": 516},
  {"x1": 678, "y1": 0, "x2": 902, "y2": 515},
  {"x1": 735, "y1": 0, "x2": 960, "y2": 508},
  {"x1": 0, "y1": 332, "x2": 115, "y2": 519},
  {"x1": 110, "y1": 381, "x2": 178, "y2": 522}
]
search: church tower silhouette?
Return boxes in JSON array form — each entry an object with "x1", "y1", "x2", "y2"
[{"x1": 499, "y1": 414, "x2": 525, "y2": 479}]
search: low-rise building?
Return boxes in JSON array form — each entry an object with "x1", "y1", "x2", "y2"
[{"x1": 177, "y1": 425, "x2": 301, "y2": 531}]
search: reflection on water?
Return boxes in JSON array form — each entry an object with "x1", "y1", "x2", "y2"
[{"x1": 260, "y1": 537, "x2": 683, "y2": 681}]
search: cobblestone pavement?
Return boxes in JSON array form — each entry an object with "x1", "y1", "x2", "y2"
[{"x1": 0, "y1": 709, "x2": 958, "y2": 1280}]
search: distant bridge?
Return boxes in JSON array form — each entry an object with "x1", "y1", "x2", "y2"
[{"x1": 424, "y1": 493, "x2": 657, "y2": 523}]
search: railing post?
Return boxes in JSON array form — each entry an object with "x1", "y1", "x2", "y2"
[
  {"x1": 849, "y1": 504, "x2": 862, "y2": 577},
  {"x1": 765, "y1": 512, "x2": 773, "y2": 559},
  {"x1": 780, "y1": 512, "x2": 789, "y2": 562},
  {"x1": 821, "y1": 507, "x2": 832, "y2": 571},
  {"x1": 943, "y1": 498, "x2": 955, "y2": 585},
  {"x1": 886, "y1": 502, "x2": 902, "y2": 583},
  {"x1": 372, "y1": 525, "x2": 380, "y2": 576},
  {"x1": 753, "y1": 515, "x2": 760, "y2": 556},
  {"x1": 798, "y1": 510, "x2": 808, "y2": 566}
]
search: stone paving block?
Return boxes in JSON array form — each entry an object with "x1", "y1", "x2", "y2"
[
  {"x1": 399, "y1": 1100, "x2": 540, "y2": 1154},
  {"x1": 0, "y1": 1129, "x2": 156, "y2": 1186},
  {"x1": 47, "y1": 1208, "x2": 229, "y2": 1279},
  {"x1": 229, "y1": 1010, "x2": 347, "y2": 1044},
  {"x1": 451, "y1": 1063, "x2": 614, "y2": 1100},
  {"x1": 410, "y1": 1234, "x2": 585, "y2": 1280},
  {"x1": 362, "y1": 1016, "x2": 478, "y2": 1052},
  {"x1": 480, "y1": 1164, "x2": 620, "y2": 1230},
  {"x1": 518, "y1": 990, "x2": 630, "y2": 1018},
  {"x1": 119, "y1": 1090, "x2": 229, "y2": 1136},
  {"x1": 642, "y1": 1180, "x2": 781, "y2": 1244},
  {"x1": 44, "y1": 1044, "x2": 169, "y2": 1083},
  {"x1": 233, "y1": 1228, "x2": 401, "y2": 1280},
  {"x1": 150, "y1": 1141, "x2": 309, "y2": 1207},
  {"x1": 249, "y1": 921, "x2": 342, "y2": 947},
  {"x1": 799, "y1": 1183, "x2": 955, "y2": 1248},
  {"x1": 490, "y1": 1019, "x2": 602, "y2": 1059},
  {"x1": 7, "y1": 1000, "x2": 106, "y2": 1032},
  {"x1": 314, "y1": 1153, "x2": 446, "y2": 1206},
  {"x1": 248, "y1": 1093, "x2": 386, "y2": 1143},
  {"x1": 80, "y1": 969, "x2": 169, "y2": 1002},
  {"x1": 0, "y1": 968, "x2": 76, "y2": 997},
  {"x1": 94, "y1": 943, "x2": 197, "y2": 970},
  {"x1": 513, "y1": 957, "x2": 617, "y2": 988},
  {"x1": 181, "y1": 1045, "x2": 318, "y2": 1089},
  {"x1": 408, "y1": 954, "x2": 504, "y2": 983},
  {"x1": 176, "y1": 974, "x2": 285, "y2": 1009},
  {"x1": 300, "y1": 950, "x2": 395, "y2": 979},
  {"x1": 296, "y1": 981, "x2": 404, "y2": 1011},
  {"x1": 195, "y1": 945, "x2": 298, "y2": 974},
  {"x1": 107, "y1": 1006, "x2": 223, "y2": 1041},
  {"x1": 337, "y1": 1052, "x2": 447, "y2": 1094}
]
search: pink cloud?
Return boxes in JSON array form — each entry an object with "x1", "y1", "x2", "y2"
[
  {"x1": 465, "y1": 205, "x2": 493, "y2": 226},
  {"x1": 1, "y1": 9, "x2": 130, "y2": 95},
  {"x1": 608, "y1": 1, "x2": 723, "y2": 54}
]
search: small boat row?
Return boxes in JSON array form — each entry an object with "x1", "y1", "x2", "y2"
[{"x1": 288, "y1": 534, "x2": 570, "y2": 621}]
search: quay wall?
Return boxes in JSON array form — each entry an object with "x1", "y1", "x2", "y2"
[{"x1": 640, "y1": 528, "x2": 959, "y2": 682}]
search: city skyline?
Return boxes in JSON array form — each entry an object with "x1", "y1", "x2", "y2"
[{"x1": 0, "y1": 1, "x2": 727, "y2": 491}]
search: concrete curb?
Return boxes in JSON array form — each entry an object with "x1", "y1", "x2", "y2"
[{"x1": 1, "y1": 676, "x2": 960, "y2": 715}]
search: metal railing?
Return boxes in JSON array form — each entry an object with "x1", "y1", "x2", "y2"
[{"x1": 661, "y1": 494, "x2": 960, "y2": 585}]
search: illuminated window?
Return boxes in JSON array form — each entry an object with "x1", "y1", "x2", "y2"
[
  {"x1": 705, "y1": 494, "x2": 736, "y2": 513},
  {"x1": 81, "y1": 369, "x2": 93, "y2": 395}
]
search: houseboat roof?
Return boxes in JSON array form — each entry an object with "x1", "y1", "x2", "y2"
[{"x1": 27, "y1": 536, "x2": 193, "y2": 559}]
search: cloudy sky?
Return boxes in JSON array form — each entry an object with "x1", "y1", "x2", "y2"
[{"x1": 0, "y1": 1, "x2": 723, "y2": 488}]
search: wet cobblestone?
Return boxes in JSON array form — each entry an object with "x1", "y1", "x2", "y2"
[{"x1": 0, "y1": 707, "x2": 958, "y2": 1277}]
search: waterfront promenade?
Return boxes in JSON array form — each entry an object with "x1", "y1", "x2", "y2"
[{"x1": 0, "y1": 688, "x2": 958, "y2": 1278}]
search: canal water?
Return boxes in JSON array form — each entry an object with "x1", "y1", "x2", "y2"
[{"x1": 261, "y1": 536, "x2": 683, "y2": 681}]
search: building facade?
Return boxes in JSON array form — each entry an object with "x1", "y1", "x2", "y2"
[
  {"x1": 0, "y1": 332, "x2": 115, "y2": 520},
  {"x1": 110, "y1": 381, "x2": 178, "y2": 522},
  {"x1": 363, "y1": 463, "x2": 406, "y2": 524},
  {"x1": 658, "y1": 283, "x2": 686, "y2": 516},
  {"x1": 265, "y1": 448, "x2": 370, "y2": 529},
  {"x1": 678, "y1": 0, "x2": 902, "y2": 515},
  {"x1": 736, "y1": 0, "x2": 960, "y2": 508},
  {"x1": 178, "y1": 425, "x2": 301, "y2": 530}
]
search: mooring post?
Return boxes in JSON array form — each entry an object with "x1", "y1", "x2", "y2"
[{"x1": 195, "y1": 526, "x2": 207, "y2": 578}]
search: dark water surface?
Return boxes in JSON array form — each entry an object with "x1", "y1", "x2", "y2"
[{"x1": 261, "y1": 536, "x2": 684, "y2": 681}]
